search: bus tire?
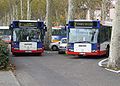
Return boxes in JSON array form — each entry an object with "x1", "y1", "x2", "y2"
[
  {"x1": 52, "y1": 45, "x2": 58, "y2": 51},
  {"x1": 58, "y1": 51, "x2": 62, "y2": 54},
  {"x1": 12, "y1": 53, "x2": 18, "y2": 56}
]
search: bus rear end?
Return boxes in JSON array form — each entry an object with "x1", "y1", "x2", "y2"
[{"x1": 66, "y1": 20, "x2": 106, "y2": 56}]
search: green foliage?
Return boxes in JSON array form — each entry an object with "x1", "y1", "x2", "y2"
[
  {"x1": 0, "y1": 0, "x2": 103, "y2": 26},
  {"x1": 0, "y1": 39, "x2": 10, "y2": 70}
]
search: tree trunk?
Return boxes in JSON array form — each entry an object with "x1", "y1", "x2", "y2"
[
  {"x1": 101, "y1": 0, "x2": 107, "y2": 22},
  {"x1": 108, "y1": 0, "x2": 120, "y2": 69},
  {"x1": 67, "y1": 0, "x2": 76, "y2": 21},
  {"x1": 45, "y1": 0, "x2": 53, "y2": 50},
  {"x1": 15, "y1": 4, "x2": 18, "y2": 20},
  {"x1": 89, "y1": 9, "x2": 94, "y2": 20},
  {"x1": 27, "y1": 0, "x2": 30, "y2": 20},
  {"x1": 86, "y1": 9, "x2": 90, "y2": 20},
  {"x1": 7, "y1": 13, "x2": 10, "y2": 25},
  {"x1": 20, "y1": 0, "x2": 23, "y2": 19},
  {"x1": 12, "y1": 5, "x2": 15, "y2": 20}
]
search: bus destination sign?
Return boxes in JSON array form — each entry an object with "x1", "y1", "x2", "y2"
[
  {"x1": 19, "y1": 22, "x2": 37, "y2": 27},
  {"x1": 75, "y1": 22, "x2": 94, "y2": 27},
  {"x1": 69, "y1": 21, "x2": 99, "y2": 28}
]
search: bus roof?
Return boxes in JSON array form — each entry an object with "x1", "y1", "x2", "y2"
[
  {"x1": 0, "y1": 26, "x2": 9, "y2": 29},
  {"x1": 13, "y1": 20, "x2": 43, "y2": 22}
]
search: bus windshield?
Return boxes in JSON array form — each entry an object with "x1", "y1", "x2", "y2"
[
  {"x1": 69, "y1": 28, "x2": 98, "y2": 43},
  {"x1": 52, "y1": 29, "x2": 66, "y2": 36},
  {"x1": 13, "y1": 28, "x2": 42, "y2": 42}
]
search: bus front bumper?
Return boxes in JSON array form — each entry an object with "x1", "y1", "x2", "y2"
[
  {"x1": 66, "y1": 50, "x2": 106, "y2": 56},
  {"x1": 12, "y1": 48, "x2": 44, "y2": 54}
]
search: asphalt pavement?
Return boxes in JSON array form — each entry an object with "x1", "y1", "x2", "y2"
[{"x1": 13, "y1": 51, "x2": 120, "y2": 86}]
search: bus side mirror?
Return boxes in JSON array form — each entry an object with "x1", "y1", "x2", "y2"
[
  {"x1": 44, "y1": 24, "x2": 47, "y2": 32},
  {"x1": 44, "y1": 27, "x2": 47, "y2": 32},
  {"x1": 65, "y1": 24, "x2": 68, "y2": 31},
  {"x1": 65, "y1": 26, "x2": 67, "y2": 31},
  {"x1": 9, "y1": 24, "x2": 13, "y2": 30}
]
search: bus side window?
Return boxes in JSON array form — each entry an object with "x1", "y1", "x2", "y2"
[
  {"x1": 100, "y1": 26, "x2": 111, "y2": 43},
  {"x1": 100, "y1": 26, "x2": 107, "y2": 43},
  {"x1": 97, "y1": 29, "x2": 100, "y2": 43},
  {"x1": 107, "y1": 27, "x2": 112, "y2": 41}
]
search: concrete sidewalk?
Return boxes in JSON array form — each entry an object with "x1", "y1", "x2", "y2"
[{"x1": 0, "y1": 71, "x2": 20, "y2": 86}]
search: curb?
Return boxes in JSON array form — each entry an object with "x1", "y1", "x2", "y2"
[
  {"x1": 98, "y1": 58, "x2": 108, "y2": 67},
  {"x1": 9, "y1": 71, "x2": 21, "y2": 86},
  {"x1": 98, "y1": 58, "x2": 120, "y2": 73}
]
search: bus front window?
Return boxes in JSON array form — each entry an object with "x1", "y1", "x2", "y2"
[
  {"x1": 13, "y1": 28, "x2": 41, "y2": 42},
  {"x1": 69, "y1": 28, "x2": 98, "y2": 43}
]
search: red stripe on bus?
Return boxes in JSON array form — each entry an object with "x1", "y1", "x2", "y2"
[
  {"x1": 66, "y1": 50, "x2": 106, "y2": 56},
  {"x1": 12, "y1": 48, "x2": 44, "y2": 53}
]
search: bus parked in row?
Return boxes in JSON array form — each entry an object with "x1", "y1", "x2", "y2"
[
  {"x1": 66, "y1": 20, "x2": 112, "y2": 56},
  {"x1": 0, "y1": 26, "x2": 11, "y2": 43},
  {"x1": 49, "y1": 26, "x2": 67, "y2": 51},
  {"x1": 10, "y1": 20, "x2": 46, "y2": 56}
]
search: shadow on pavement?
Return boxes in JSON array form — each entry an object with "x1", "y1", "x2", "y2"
[
  {"x1": 67, "y1": 55, "x2": 108, "y2": 59},
  {"x1": 12, "y1": 53, "x2": 43, "y2": 57}
]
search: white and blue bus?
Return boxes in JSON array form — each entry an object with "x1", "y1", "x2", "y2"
[
  {"x1": 10, "y1": 20, "x2": 46, "y2": 56},
  {"x1": 0, "y1": 26, "x2": 11, "y2": 43},
  {"x1": 50, "y1": 26, "x2": 67, "y2": 51},
  {"x1": 66, "y1": 20, "x2": 112, "y2": 56},
  {"x1": 51, "y1": 26, "x2": 67, "y2": 43}
]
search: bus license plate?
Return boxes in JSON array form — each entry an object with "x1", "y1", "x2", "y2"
[{"x1": 25, "y1": 51, "x2": 32, "y2": 53}]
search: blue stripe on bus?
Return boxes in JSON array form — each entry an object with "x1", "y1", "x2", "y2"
[
  {"x1": 37, "y1": 42, "x2": 43, "y2": 48},
  {"x1": 52, "y1": 36, "x2": 67, "y2": 41},
  {"x1": 13, "y1": 42, "x2": 19, "y2": 48},
  {"x1": 92, "y1": 43, "x2": 98, "y2": 50},
  {"x1": 93, "y1": 20, "x2": 100, "y2": 28},
  {"x1": 67, "y1": 43, "x2": 74, "y2": 49}
]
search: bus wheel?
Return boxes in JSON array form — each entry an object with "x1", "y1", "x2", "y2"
[
  {"x1": 52, "y1": 45, "x2": 58, "y2": 51},
  {"x1": 12, "y1": 53, "x2": 18, "y2": 56},
  {"x1": 58, "y1": 51, "x2": 62, "y2": 54}
]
